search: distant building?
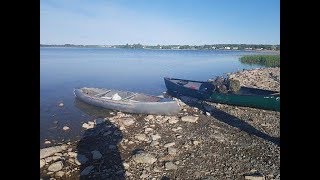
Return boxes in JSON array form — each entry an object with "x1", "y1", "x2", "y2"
[
  {"x1": 225, "y1": 47, "x2": 231, "y2": 50},
  {"x1": 232, "y1": 47, "x2": 238, "y2": 50}
]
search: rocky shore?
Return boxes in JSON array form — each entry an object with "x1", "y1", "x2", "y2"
[{"x1": 40, "y1": 67, "x2": 280, "y2": 180}]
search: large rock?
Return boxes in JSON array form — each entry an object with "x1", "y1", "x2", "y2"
[
  {"x1": 132, "y1": 153, "x2": 157, "y2": 164},
  {"x1": 80, "y1": 166, "x2": 94, "y2": 176},
  {"x1": 91, "y1": 150, "x2": 102, "y2": 160},
  {"x1": 40, "y1": 145, "x2": 67, "y2": 159},
  {"x1": 181, "y1": 116, "x2": 199, "y2": 123},
  {"x1": 40, "y1": 159, "x2": 46, "y2": 168},
  {"x1": 75, "y1": 154, "x2": 88, "y2": 165},
  {"x1": 55, "y1": 171, "x2": 65, "y2": 177},
  {"x1": 47, "y1": 161, "x2": 63, "y2": 172}
]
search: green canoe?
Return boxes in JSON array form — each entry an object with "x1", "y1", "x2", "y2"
[{"x1": 164, "y1": 77, "x2": 280, "y2": 112}]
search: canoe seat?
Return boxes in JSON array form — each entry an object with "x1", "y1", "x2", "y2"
[{"x1": 94, "y1": 90, "x2": 111, "y2": 97}]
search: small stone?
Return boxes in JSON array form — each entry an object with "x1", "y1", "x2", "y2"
[
  {"x1": 151, "y1": 134, "x2": 161, "y2": 141},
  {"x1": 168, "y1": 117, "x2": 179, "y2": 124},
  {"x1": 206, "y1": 112, "x2": 211, "y2": 116},
  {"x1": 123, "y1": 162, "x2": 130, "y2": 169},
  {"x1": 44, "y1": 140, "x2": 51, "y2": 144},
  {"x1": 153, "y1": 167, "x2": 162, "y2": 173},
  {"x1": 135, "y1": 134, "x2": 148, "y2": 141},
  {"x1": 121, "y1": 117, "x2": 135, "y2": 126},
  {"x1": 140, "y1": 172, "x2": 149, "y2": 179},
  {"x1": 128, "y1": 141, "x2": 134, "y2": 144},
  {"x1": 244, "y1": 174, "x2": 265, "y2": 180},
  {"x1": 172, "y1": 127, "x2": 183, "y2": 132},
  {"x1": 165, "y1": 162, "x2": 178, "y2": 170},
  {"x1": 150, "y1": 141, "x2": 159, "y2": 146},
  {"x1": 168, "y1": 147, "x2": 177, "y2": 155},
  {"x1": 181, "y1": 116, "x2": 199, "y2": 123},
  {"x1": 91, "y1": 150, "x2": 102, "y2": 159},
  {"x1": 82, "y1": 123, "x2": 94, "y2": 129},
  {"x1": 58, "y1": 103, "x2": 64, "y2": 107},
  {"x1": 63, "y1": 126, "x2": 70, "y2": 131},
  {"x1": 40, "y1": 159, "x2": 46, "y2": 168},
  {"x1": 110, "y1": 112, "x2": 115, "y2": 115},
  {"x1": 80, "y1": 166, "x2": 94, "y2": 176},
  {"x1": 145, "y1": 115, "x2": 154, "y2": 121},
  {"x1": 132, "y1": 153, "x2": 157, "y2": 164},
  {"x1": 125, "y1": 171, "x2": 132, "y2": 176},
  {"x1": 176, "y1": 135, "x2": 182, "y2": 138},
  {"x1": 164, "y1": 142, "x2": 175, "y2": 148},
  {"x1": 48, "y1": 161, "x2": 63, "y2": 172},
  {"x1": 193, "y1": 140, "x2": 200, "y2": 146},
  {"x1": 183, "y1": 109, "x2": 187, "y2": 112},
  {"x1": 51, "y1": 156, "x2": 61, "y2": 161},
  {"x1": 55, "y1": 171, "x2": 65, "y2": 177},
  {"x1": 144, "y1": 127, "x2": 153, "y2": 132}
]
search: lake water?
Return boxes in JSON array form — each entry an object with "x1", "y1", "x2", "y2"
[{"x1": 40, "y1": 47, "x2": 272, "y2": 147}]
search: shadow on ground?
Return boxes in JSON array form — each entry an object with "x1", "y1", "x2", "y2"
[
  {"x1": 74, "y1": 99, "x2": 125, "y2": 179},
  {"x1": 173, "y1": 93, "x2": 280, "y2": 147}
]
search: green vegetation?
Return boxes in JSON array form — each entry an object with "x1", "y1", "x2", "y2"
[{"x1": 239, "y1": 55, "x2": 280, "y2": 67}]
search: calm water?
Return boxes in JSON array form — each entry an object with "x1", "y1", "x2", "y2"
[{"x1": 40, "y1": 47, "x2": 272, "y2": 146}]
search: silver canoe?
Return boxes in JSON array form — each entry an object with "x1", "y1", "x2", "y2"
[{"x1": 74, "y1": 87, "x2": 180, "y2": 115}]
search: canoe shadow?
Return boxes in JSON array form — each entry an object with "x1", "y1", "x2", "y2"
[
  {"x1": 74, "y1": 100, "x2": 125, "y2": 179},
  {"x1": 172, "y1": 94, "x2": 280, "y2": 147}
]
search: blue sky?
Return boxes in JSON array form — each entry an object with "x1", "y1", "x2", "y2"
[{"x1": 40, "y1": 0, "x2": 280, "y2": 45}]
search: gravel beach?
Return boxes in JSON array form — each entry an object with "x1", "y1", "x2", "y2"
[{"x1": 40, "y1": 67, "x2": 280, "y2": 180}]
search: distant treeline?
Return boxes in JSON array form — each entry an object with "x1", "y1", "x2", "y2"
[
  {"x1": 40, "y1": 43, "x2": 280, "y2": 51},
  {"x1": 239, "y1": 55, "x2": 280, "y2": 67}
]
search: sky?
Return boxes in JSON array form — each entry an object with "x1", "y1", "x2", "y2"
[{"x1": 40, "y1": 0, "x2": 280, "y2": 45}]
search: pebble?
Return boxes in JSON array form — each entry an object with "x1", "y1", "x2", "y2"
[
  {"x1": 165, "y1": 162, "x2": 178, "y2": 170},
  {"x1": 150, "y1": 141, "x2": 159, "y2": 146},
  {"x1": 164, "y1": 142, "x2": 175, "y2": 148},
  {"x1": 135, "y1": 134, "x2": 148, "y2": 141},
  {"x1": 132, "y1": 153, "x2": 157, "y2": 164},
  {"x1": 48, "y1": 161, "x2": 63, "y2": 172},
  {"x1": 181, "y1": 116, "x2": 199, "y2": 123},
  {"x1": 58, "y1": 103, "x2": 64, "y2": 107},
  {"x1": 151, "y1": 134, "x2": 161, "y2": 141},
  {"x1": 62, "y1": 126, "x2": 70, "y2": 131},
  {"x1": 168, "y1": 117, "x2": 179, "y2": 124},
  {"x1": 168, "y1": 147, "x2": 177, "y2": 155}
]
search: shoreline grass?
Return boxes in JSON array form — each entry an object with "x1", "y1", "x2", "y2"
[{"x1": 239, "y1": 55, "x2": 280, "y2": 67}]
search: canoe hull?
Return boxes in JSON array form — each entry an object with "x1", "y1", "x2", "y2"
[
  {"x1": 164, "y1": 77, "x2": 280, "y2": 112},
  {"x1": 74, "y1": 88, "x2": 180, "y2": 115}
]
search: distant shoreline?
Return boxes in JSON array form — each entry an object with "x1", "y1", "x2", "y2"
[{"x1": 40, "y1": 46, "x2": 280, "y2": 53}]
